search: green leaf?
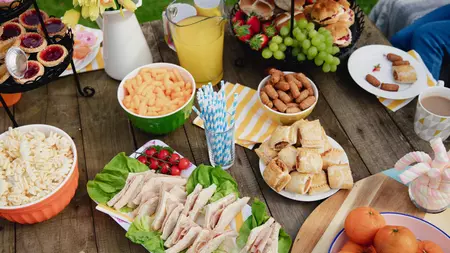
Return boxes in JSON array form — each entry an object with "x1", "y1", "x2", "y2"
[
  {"x1": 126, "y1": 216, "x2": 165, "y2": 253},
  {"x1": 186, "y1": 164, "x2": 239, "y2": 202},
  {"x1": 87, "y1": 152, "x2": 149, "y2": 204},
  {"x1": 237, "y1": 199, "x2": 292, "y2": 253}
]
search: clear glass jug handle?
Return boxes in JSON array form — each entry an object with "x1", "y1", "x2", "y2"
[
  {"x1": 162, "y1": 2, "x2": 198, "y2": 52},
  {"x1": 162, "y1": 10, "x2": 176, "y2": 51}
]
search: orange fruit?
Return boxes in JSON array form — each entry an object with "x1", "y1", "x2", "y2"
[
  {"x1": 416, "y1": 240, "x2": 444, "y2": 253},
  {"x1": 374, "y1": 225, "x2": 418, "y2": 253},
  {"x1": 344, "y1": 207, "x2": 386, "y2": 245},
  {"x1": 339, "y1": 240, "x2": 377, "y2": 253}
]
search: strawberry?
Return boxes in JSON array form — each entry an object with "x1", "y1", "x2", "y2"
[
  {"x1": 234, "y1": 24, "x2": 254, "y2": 42},
  {"x1": 262, "y1": 22, "x2": 277, "y2": 38},
  {"x1": 249, "y1": 34, "x2": 269, "y2": 51},
  {"x1": 246, "y1": 16, "x2": 261, "y2": 34},
  {"x1": 233, "y1": 19, "x2": 245, "y2": 28},
  {"x1": 232, "y1": 10, "x2": 246, "y2": 24}
]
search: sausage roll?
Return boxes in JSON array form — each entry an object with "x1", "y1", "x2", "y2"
[
  {"x1": 392, "y1": 65, "x2": 417, "y2": 84},
  {"x1": 322, "y1": 148, "x2": 345, "y2": 169},
  {"x1": 327, "y1": 164, "x2": 354, "y2": 189},
  {"x1": 277, "y1": 146, "x2": 297, "y2": 171},
  {"x1": 255, "y1": 140, "x2": 278, "y2": 165},
  {"x1": 296, "y1": 149, "x2": 323, "y2": 174},
  {"x1": 268, "y1": 126, "x2": 297, "y2": 151},
  {"x1": 263, "y1": 158, "x2": 291, "y2": 192},
  {"x1": 285, "y1": 172, "x2": 312, "y2": 194},
  {"x1": 308, "y1": 171, "x2": 331, "y2": 195}
]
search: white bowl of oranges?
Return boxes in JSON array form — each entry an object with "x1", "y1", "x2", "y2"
[{"x1": 117, "y1": 63, "x2": 195, "y2": 134}]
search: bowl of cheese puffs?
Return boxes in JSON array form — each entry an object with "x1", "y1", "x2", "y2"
[
  {"x1": 258, "y1": 68, "x2": 318, "y2": 125},
  {"x1": 118, "y1": 63, "x2": 195, "y2": 134}
]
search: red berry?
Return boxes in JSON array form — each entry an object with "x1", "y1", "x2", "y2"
[
  {"x1": 137, "y1": 156, "x2": 146, "y2": 164},
  {"x1": 157, "y1": 149, "x2": 170, "y2": 160},
  {"x1": 149, "y1": 159, "x2": 158, "y2": 170},
  {"x1": 170, "y1": 166, "x2": 181, "y2": 176},
  {"x1": 160, "y1": 163, "x2": 170, "y2": 174},
  {"x1": 169, "y1": 153, "x2": 180, "y2": 164},
  {"x1": 178, "y1": 158, "x2": 190, "y2": 170},
  {"x1": 145, "y1": 148, "x2": 157, "y2": 157}
]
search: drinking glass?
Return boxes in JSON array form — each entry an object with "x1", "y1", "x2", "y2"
[
  {"x1": 163, "y1": 0, "x2": 226, "y2": 88},
  {"x1": 205, "y1": 122, "x2": 235, "y2": 170}
]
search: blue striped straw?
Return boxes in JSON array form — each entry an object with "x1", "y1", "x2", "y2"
[{"x1": 228, "y1": 93, "x2": 238, "y2": 128}]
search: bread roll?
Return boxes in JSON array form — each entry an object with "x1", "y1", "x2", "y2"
[{"x1": 239, "y1": 0, "x2": 275, "y2": 20}]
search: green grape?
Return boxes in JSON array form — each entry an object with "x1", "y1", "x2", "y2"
[
  {"x1": 262, "y1": 48, "x2": 273, "y2": 59},
  {"x1": 302, "y1": 39, "x2": 311, "y2": 50},
  {"x1": 325, "y1": 40, "x2": 333, "y2": 47},
  {"x1": 272, "y1": 35, "x2": 283, "y2": 44},
  {"x1": 317, "y1": 43, "x2": 326, "y2": 51},
  {"x1": 280, "y1": 26, "x2": 290, "y2": 37},
  {"x1": 302, "y1": 46, "x2": 309, "y2": 55},
  {"x1": 274, "y1": 50, "x2": 285, "y2": 60},
  {"x1": 318, "y1": 27, "x2": 328, "y2": 34},
  {"x1": 317, "y1": 51, "x2": 327, "y2": 60},
  {"x1": 269, "y1": 42, "x2": 279, "y2": 52},
  {"x1": 306, "y1": 22, "x2": 315, "y2": 31},
  {"x1": 311, "y1": 37, "x2": 321, "y2": 46},
  {"x1": 293, "y1": 27, "x2": 301, "y2": 37},
  {"x1": 295, "y1": 32, "x2": 306, "y2": 42},
  {"x1": 325, "y1": 54, "x2": 334, "y2": 64},
  {"x1": 322, "y1": 63, "x2": 331, "y2": 73},
  {"x1": 308, "y1": 30, "x2": 318, "y2": 38},
  {"x1": 284, "y1": 37, "x2": 294, "y2": 46},
  {"x1": 307, "y1": 46, "x2": 318, "y2": 58},
  {"x1": 292, "y1": 39, "x2": 299, "y2": 47},
  {"x1": 332, "y1": 57, "x2": 340, "y2": 66},
  {"x1": 279, "y1": 44, "x2": 287, "y2": 52},
  {"x1": 314, "y1": 57, "x2": 324, "y2": 66},
  {"x1": 307, "y1": 54, "x2": 315, "y2": 60},
  {"x1": 330, "y1": 64, "x2": 337, "y2": 72},
  {"x1": 326, "y1": 35, "x2": 334, "y2": 44},
  {"x1": 292, "y1": 47, "x2": 300, "y2": 57},
  {"x1": 316, "y1": 34, "x2": 325, "y2": 42},
  {"x1": 322, "y1": 30, "x2": 331, "y2": 37},
  {"x1": 332, "y1": 46, "x2": 340, "y2": 55},
  {"x1": 326, "y1": 47, "x2": 333, "y2": 54},
  {"x1": 297, "y1": 53, "x2": 306, "y2": 61},
  {"x1": 297, "y1": 19, "x2": 308, "y2": 29}
]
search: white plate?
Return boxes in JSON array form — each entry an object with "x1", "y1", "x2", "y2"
[
  {"x1": 259, "y1": 136, "x2": 347, "y2": 202},
  {"x1": 329, "y1": 212, "x2": 450, "y2": 253},
  {"x1": 348, "y1": 45, "x2": 428, "y2": 100}
]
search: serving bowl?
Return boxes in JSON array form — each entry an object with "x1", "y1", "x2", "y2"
[
  {"x1": 117, "y1": 63, "x2": 196, "y2": 134},
  {"x1": 0, "y1": 124, "x2": 78, "y2": 224},
  {"x1": 257, "y1": 71, "x2": 319, "y2": 125},
  {"x1": 328, "y1": 212, "x2": 450, "y2": 253}
]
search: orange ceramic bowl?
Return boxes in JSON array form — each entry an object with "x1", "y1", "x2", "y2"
[{"x1": 0, "y1": 125, "x2": 78, "y2": 224}]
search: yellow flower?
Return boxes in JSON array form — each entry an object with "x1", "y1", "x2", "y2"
[
  {"x1": 62, "y1": 9, "x2": 81, "y2": 28},
  {"x1": 118, "y1": 0, "x2": 136, "y2": 12},
  {"x1": 100, "y1": 0, "x2": 117, "y2": 13}
]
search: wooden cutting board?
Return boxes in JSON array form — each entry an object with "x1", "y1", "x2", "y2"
[{"x1": 292, "y1": 173, "x2": 450, "y2": 253}]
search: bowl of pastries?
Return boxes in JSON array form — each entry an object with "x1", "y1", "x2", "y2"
[
  {"x1": 258, "y1": 68, "x2": 318, "y2": 125},
  {"x1": 255, "y1": 119, "x2": 354, "y2": 201}
]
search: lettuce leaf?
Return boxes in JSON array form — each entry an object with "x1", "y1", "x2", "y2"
[
  {"x1": 87, "y1": 152, "x2": 149, "y2": 203},
  {"x1": 186, "y1": 164, "x2": 239, "y2": 202},
  {"x1": 237, "y1": 199, "x2": 292, "y2": 253},
  {"x1": 125, "y1": 216, "x2": 165, "y2": 253}
]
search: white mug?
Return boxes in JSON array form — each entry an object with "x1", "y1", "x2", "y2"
[{"x1": 414, "y1": 86, "x2": 450, "y2": 141}]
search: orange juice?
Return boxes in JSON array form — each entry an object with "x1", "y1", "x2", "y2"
[{"x1": 172, "y1": 16, "x2": 225, "y2": 87}]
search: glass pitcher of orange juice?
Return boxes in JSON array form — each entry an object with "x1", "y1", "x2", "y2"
[{"x1": 163, "y1": 0, "x2": 226, "y2": 88}]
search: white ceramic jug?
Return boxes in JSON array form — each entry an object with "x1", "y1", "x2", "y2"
[{"x1": 96, "y1": 0, "x2": 153, "y2": 80}]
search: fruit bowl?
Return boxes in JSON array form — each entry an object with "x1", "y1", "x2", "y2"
[
  {"x1": 229, "y1": 0, "x2": 365, "y2": 70},
  {"x1": 328, "y1": 212, "x2": 450, "y2": 253},
  {"x1": 117, "y1": 63, "x2": 196, "y2": 134},
  {"x1": 0, "y1": 124, "x2": 79, "y2": 224}
]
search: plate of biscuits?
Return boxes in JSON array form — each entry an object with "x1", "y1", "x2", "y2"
[
  {"x1": 255, "y1": 119, "x2": 354, "y2": 202},
  {"x1": 347, "y1": 45, "x2": 428, "y2": 100}
]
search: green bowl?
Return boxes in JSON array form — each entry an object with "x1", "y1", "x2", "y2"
[{"x1": 117, "y1": 63, "x2": 196, "y2": 134}]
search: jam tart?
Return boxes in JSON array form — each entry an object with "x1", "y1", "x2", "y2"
[
  {"x1": 0, "y1": 22, "x2": 25, "y2": 43},
  {"x1": 14, "y1": 60, "x2": 44, "y2": 84},
  {"x1": 14, "y1": 32, "x2": 47, "y2": 54},
  {"x1": 19, "y1": 9, "x2": 49, "y2": 30},
  {"x1": 38, "y1": 18, "x2": 67, "y2": 39},
  {"x1": 0, "y1": 64, "x2": 10, "y2": 84},
  {"x1": 0, "y1": 36, "x2": 16, "y2": 60},
  {"x1": 37, "y1": 44, "x2": 68, "y2": 67}
]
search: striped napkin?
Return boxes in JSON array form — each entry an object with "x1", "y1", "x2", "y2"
[
  {"x1": 378, "y1": 50, "x2": 442, "y2": 112},
  {"x1": 60, "y1": 47, "x2": 104, "y2": 77},
  {"x1": 193, "y1": 82, "x2": 279, "y2": 149}
]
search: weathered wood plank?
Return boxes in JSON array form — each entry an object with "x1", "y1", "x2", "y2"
[
  {"x1": 76, "y1": 70, "x2": 137, "y2": 253},
  {"x1": 12, "y1": 76, "x2": 97, "y2": 253}
]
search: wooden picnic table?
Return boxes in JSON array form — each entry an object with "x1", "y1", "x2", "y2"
[{"x1": 0, "y1": 17, "x2": 448, "y2": 253}]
